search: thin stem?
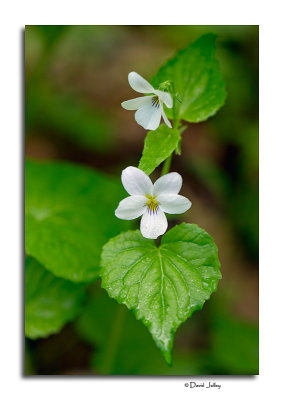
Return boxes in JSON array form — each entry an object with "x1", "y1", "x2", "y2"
[
  {"x1": 161, "y1": 153, "x2": 173, "y2": 176},
  {"x1": 161, "y1": 83, "x2": 181, "y2": 175},
  {"x1": 171, "y1": 82, "x2": 178, "y2": 127},
  {"x1": 100, "y1": 304, "x2": 126, "y2": 375}
]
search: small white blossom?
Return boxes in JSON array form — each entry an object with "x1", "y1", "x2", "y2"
[
  {"x1": 115, "y1": 166, "x2": 192, "y2": 239},
  {"x1": 121, "y1": 72, "x2": 173, "y2": 131}
]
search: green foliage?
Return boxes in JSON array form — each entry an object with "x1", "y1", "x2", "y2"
[
  {"x1": 76, "y1": 286, "x2": 205, "y2": 374},
  {"x1": 100, "y1": 223, "x2": 221, "y2": 364},
  {"x1": 26, "y1": 85, "x2": 113, "y2": 152},
  {"x1": 76, "y1": 288, "x2": 165, "y2": 374},
  {"x1": 24, "y1": 26, "x2": 258, "y2": 375},
  {"x1": 210, "y1": 309, "x2": 259, "y2": 374},
  {"x1": 31, "y1": 25, "x2": 68, "y2": 48},
  {"x1": 138, "y1": 125, "x2": 180, "y2": 175},
  {"x1": 25, "y1": 256, "x2": 86, "y2": 339},
  {"x1": 25, "y1": 160, "x2": 130, "y2": 282},
  {"x1": 152, "y1": 33, "x2": 226, "y2": 123}
]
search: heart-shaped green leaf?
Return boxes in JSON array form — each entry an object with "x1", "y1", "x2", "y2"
[
  {"x1": 25, "y1": 256, "x2": 86, "y2": 339},
  {"x1": 151, "y1": 33, "x2": 227, "y2": 123},
  {"x1": 138, "y1": 125, "x2": 180, "y2": 175},
  {"x1": 100, "y1": 223, "x2": 221, "y2": 364},
  {"x1": 25, "y1": 160, "x2": 129, "y2": 282}
]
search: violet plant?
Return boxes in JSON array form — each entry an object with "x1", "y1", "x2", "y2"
[{"x1": 25, "y1": 33, "x2": 226, "y2": 367}]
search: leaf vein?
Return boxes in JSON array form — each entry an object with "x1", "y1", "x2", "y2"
[{"x1": 160, "y1": 249, "x2": 191, "y2": 295}]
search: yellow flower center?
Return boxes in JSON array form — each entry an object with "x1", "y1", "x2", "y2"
[
  {"x1": 151, "y1": 95, "x2": 160, "y2": 108},
  {"x1": 145, "y1": 194, "x2": 159, "y2": 213}
]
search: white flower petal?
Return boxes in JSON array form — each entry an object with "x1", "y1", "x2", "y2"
[
  {"x1": 135, "y1": 97, "x2": 162, "y2": 130},
  {"x1": 115, "y1": 195, "x2": 146, "y2": 220},
  {"x1": 157, "y1": 194, "x2": 192, "y2": 214},
  {"x1": 154, "y1": 90, "x2": 173, "y2": 108},
  {"x1": 140, "y1": 208, "x2": 168, "y2": 239},
  {"x1": 128, "y1": 72, "x2": 154, "y2": 94},
  {"x1": 121, "y1": 166, "x2": 153, "y2": 196},
  {"x1": 121, "y1": 96, "x2": 150, "y2": 110},
  {"x1": 161, "y1": 105, "x2": 172, "y2": 128},
  {"x1": 153, "y1": 172, "x2": 182, "y2": 196}
]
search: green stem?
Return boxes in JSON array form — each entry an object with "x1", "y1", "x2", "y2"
[
  {"x1": 161, "y1": 83, "x2": 181, "y2": 175},
  {"x1": 171, "y1": 82, "x2": 177, "y2": 127},
  {"x1": 100, "y1": 304, "x2": 126, "y2": 375},
  {"x1": 161, "y1": 153, "x2": 173, "y2": 176}
]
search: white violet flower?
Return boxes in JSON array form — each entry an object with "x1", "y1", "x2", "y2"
[
  {"x1": 115, "y1": 166, "x2": 192, "y2": 239},
  {"x1": 121, "y1": 72, "x2": 173, "y2": 131}
]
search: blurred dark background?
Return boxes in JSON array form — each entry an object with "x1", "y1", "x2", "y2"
[{"x1": 25, "y1": 25, "x2": 259, "y2": 375}]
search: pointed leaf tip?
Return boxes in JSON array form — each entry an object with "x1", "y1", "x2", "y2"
[{"x1": 100, "y1": 223, "x2": 221, "y2": 363}]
